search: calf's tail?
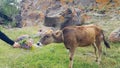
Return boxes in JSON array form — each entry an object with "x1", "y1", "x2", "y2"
[{"x1": 102, "y1": 31, "x2": 110, "y2": 48}]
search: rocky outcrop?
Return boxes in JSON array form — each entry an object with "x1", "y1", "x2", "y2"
[
  {"x1": 20, "y1": 0, "x2": 53, "y2": 26},
  {"x1": 19, "y1": 0, "x2": 97, "y2": 27},
  {"x1": 108, "y1": 27, "x2": 120, "y2": 42}
]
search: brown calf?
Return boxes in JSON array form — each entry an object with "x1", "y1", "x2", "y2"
[{"x1": 38, "y1": 24, "x2": 110, "y2": 68}]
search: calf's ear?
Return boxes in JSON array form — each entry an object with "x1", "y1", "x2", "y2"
[
  {"x1": 53, "y1": 30, "x2": 62, "y2": 37},
  {"x1": 45, "y1": 29, "x2": 53, "y2": 34}
]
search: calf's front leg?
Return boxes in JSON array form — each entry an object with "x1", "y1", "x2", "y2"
[{"x1": 69, "y1": 48, "x2": 75, "y2": 68}]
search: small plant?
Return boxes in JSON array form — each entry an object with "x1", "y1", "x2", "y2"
[{"x1": 18, "y1": 37, "x2": 35, "y2": 50}]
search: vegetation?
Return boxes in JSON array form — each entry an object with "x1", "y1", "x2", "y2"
[{"x1": 0, "y1": 0, "x2": 19, "y2": 26}]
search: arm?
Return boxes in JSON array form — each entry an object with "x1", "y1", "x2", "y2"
[{"x1": 0, "y1": 31, "x2": 14, "y2": 46}]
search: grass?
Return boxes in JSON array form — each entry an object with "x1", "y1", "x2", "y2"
[{"x1": 0, "y1": 19, "x2": 120, "y2": 68}]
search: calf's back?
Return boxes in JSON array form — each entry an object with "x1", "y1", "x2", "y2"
[{"x1": 62, "y1": 25, "x2": 102, "y2": 48}]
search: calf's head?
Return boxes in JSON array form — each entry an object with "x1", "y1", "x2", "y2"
[{"x1": 37, "y1": 30, "x2": 63, "y2": 46}]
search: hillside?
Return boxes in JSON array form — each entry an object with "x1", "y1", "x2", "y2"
[{"x1": 0, "y1": 0, "x2": 120, "y2": 68}]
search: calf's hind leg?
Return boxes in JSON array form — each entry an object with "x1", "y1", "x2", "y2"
[
  {"x1": 95, "y1": 38, "x2": 102, "y2": 64},
  {"x1": 96, "y1": 44, "x2": 102, "y2": 64},
  {"x1": 92, "y1": 43, "x2": 98, "y2": 62}
]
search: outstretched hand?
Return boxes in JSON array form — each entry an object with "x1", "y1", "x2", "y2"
[{"x1": 13, "y1": 42, "x2": 20, "y2": 48}]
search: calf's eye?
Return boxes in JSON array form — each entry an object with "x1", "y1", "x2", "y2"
[{"x1": 45, "y1": 35, "x2": 49, "y2": 38}]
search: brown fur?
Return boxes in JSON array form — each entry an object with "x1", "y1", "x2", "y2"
[{"x1": 39, "y1": 24, "x2": 110, "y2": 68}]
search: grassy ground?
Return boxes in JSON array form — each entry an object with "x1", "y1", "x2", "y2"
[
  {"x1": 0, "y1": 16, "x2": 120, "y2": 68},
  {"x1": 0, "y1": 26, "x2": 120, "y2": 68}
]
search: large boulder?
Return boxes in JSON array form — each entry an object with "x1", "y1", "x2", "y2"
[
  {"x1": 44, "y1": 5, "x2": 85, "y2": 29},
  {"x1": 108, "y1": 27, "x2": 120, "y2": 42},
  {"x1": 44, "y1": 5, "x2": 68, "y2": 29}
]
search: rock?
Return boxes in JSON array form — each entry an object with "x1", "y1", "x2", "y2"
[
  {"x1": 15, "y1": 12, "x2": 22, "y2": 28},
  {"x1": 19, "y1": 0, "x2": 97, "y2": 27},
  {"x1": 20, "y1": 0, "x2": 54, "y2": 26},
  {"x1": 44, "y1": 5, "x2": 85, "y2": 29},
  {"x1": 73, "y1": 0, "x2": 95, "y2": 8},
  {"x1": 108, "y1": 27, "x2": 120, "y2": 42},
  {"x1": 44, "y1": 5, "x2": 68, "y2": 29}
]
